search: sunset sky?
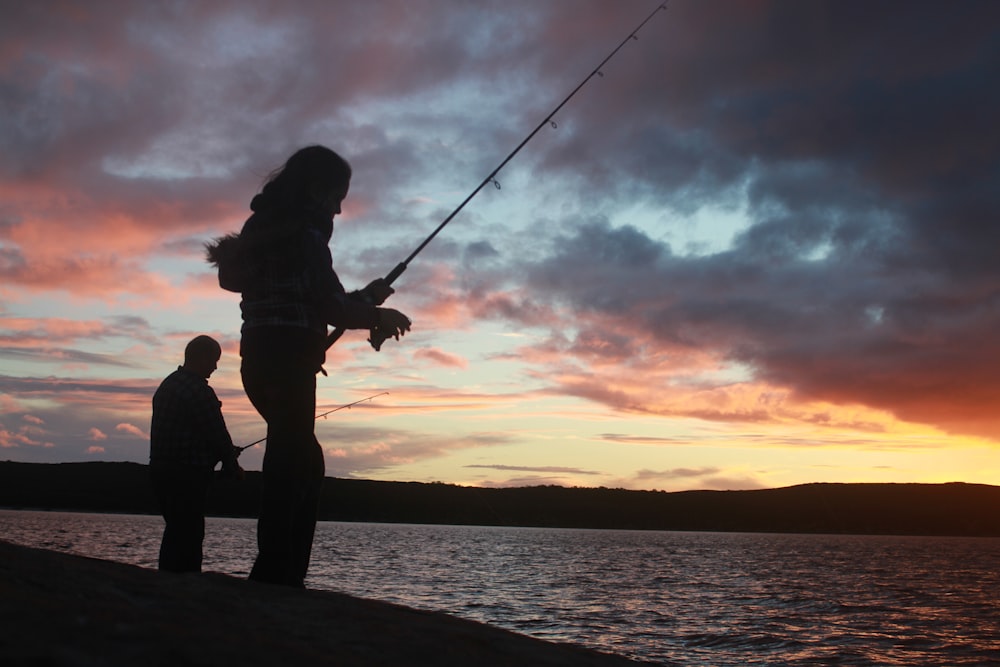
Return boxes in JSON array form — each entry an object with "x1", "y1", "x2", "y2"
[{"x1": 2, "y1": 0, "x2": 998, "y2": 492}]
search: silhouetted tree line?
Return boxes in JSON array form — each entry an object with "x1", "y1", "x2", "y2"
[{"x1": 2, "y1": 461, "x2": 999, "y2": 536}]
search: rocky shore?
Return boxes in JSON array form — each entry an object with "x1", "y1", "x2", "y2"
[{"x1": 0, "y1": 539, "x2": 652, "y2": 666}]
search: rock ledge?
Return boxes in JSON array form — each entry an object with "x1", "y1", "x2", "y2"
[{"x1": 0, "y1": 539, "x2": 649, "y2": 666}]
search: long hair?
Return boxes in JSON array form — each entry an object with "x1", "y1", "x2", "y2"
[
  {"x1": 251, "y1": 145, "x2": 352, "y2": 215},
  {"x1": 205, "y1": 145, "x2": 351, "y2": 289}
]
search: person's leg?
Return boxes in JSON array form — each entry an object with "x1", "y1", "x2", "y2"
[
  {"x1": 152, "y1": 465, "x2": 210, "y2": 572},
  {"x1": 286, "y1": 435, "x2": 326, "y2": 587},
  {"x1": 243, "y1": 349, "x2": 318, "y2": 586}
]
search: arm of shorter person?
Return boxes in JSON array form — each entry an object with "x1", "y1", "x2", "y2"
[{"x1": 197, "y1": 386, "x2": 242, "y2": 475}]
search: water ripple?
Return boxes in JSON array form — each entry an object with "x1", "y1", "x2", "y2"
[{"x1": 3, "y1": 511, "x2": 1000, "y2": 666}]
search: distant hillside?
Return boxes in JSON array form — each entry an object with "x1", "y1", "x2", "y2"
[{"x1": 2, "y1": 461, "x2": 999, "y2": 536}]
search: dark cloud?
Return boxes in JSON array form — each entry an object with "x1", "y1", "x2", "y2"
[
  {"x1": 0, "y1": 374, "x2": 152, "y2": 395},
  {"x1": 429, "y1": 0, "x2": 1000, "y2": 441},
  {"x1": 0, "y1": 348, "x2": 136, "y2": 368},
  {"x1": 502, "y1": 204, "x2": 1000, "y2": 437}
]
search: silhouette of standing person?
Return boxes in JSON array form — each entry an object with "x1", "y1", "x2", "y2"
[
  {"x1": 150, "y1": 334, "x2": 243, "y2": 573},
  {"x1": 208, "y1": 145, "x2": 410, "y2": 587}
]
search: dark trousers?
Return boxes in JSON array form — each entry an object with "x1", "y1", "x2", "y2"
[
  {"x1": 150, "y1": 464, "x2": 213, "y2": 573},
  {"x1": 241, "y1": 327, "x2": 326, "y2": 587}
]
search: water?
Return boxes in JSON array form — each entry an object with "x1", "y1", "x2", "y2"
[{"x1": 3, "y1": 509, "x2": 999, "y2": 666}]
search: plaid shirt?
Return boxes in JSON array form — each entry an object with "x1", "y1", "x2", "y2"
[
  {"x1": 238, "y1": 221, "x2": 379, "y2": 336},
  {"x1": 150, "y1": 366, "x2": 235, "y2": 469}
]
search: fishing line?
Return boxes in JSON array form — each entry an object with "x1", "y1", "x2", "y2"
[
  {"x1": 236, "y1": 392, "x2": 388, "y2": 453},
  {"x1": 331, "y1": 1, "x2": 669, "y2": 351}
]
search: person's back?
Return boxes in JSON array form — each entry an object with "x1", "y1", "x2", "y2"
[{"x1": 151, "y1": 366, "x2": 227, "y2": 469}]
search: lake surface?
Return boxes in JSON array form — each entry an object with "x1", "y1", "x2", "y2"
[{"x1": 3, "y1": 509, "x2": 999, "y2": 666}]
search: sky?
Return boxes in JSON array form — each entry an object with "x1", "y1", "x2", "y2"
[{"x1": 1, "y1": 0, "x2": 999, "y2": 492}]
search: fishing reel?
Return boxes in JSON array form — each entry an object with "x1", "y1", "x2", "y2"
[{"x1": 367, "y1": 326, "x2": 392, "y2": 352}]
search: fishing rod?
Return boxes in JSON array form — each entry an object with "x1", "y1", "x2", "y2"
[
  {"x1": 330, "y1": 1, "x2": 669, "y2": 352},
  {"x1": 235, "y1": 391, "x2": 389, "y2": 453}
]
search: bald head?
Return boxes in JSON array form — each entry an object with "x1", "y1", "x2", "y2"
[{"x1": 183, "y1": 335, "x2": 221, "y2": 379}]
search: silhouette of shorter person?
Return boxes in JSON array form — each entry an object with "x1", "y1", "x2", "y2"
[{"x1": 149, "y1": 335, "x2": 243, "y2": 573}]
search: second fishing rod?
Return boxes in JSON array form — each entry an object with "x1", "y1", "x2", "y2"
[
  {"x1": 235, "y1": 392, "x2": 388, "y2": 454},
  {"x1": 330, "y1": 1, "x2": 669, "y2": 353}
]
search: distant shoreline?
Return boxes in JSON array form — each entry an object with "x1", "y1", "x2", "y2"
[{"x1": 3, "y1": 460, "x2": 1000, "y2": 537}]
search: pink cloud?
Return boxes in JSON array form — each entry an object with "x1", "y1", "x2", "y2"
[
  {"x1": 0, "y1": 422, "x2": 53, "y2": 449},
  {"x1": 0, "y1": 250, "x2": 168, "y2": 296},
  {"x1": 413, "y1": 347, "x2": 468, "y2": 369},
  {"x1": 0, "y1": 426, "x2": 21, "y2": 448},
  {"x1": 115, "y1": 423, "x2": 148, "y2": 439},
  {"x1": 0, "y1": 318, "x2": 119, "y2": 346}
]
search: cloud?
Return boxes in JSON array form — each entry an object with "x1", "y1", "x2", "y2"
[
  {"x1": 0, "y1": 346, "x2": 138, "y2": 368},
  {"x1": 0, "y1": 316, "x2": 156, "y2": 345},
  {"x1": 438, "y1": 1, "x2": 999, "y2": 442},
  {"x1": 0, "y1": 426, "x2": 21, "y2": 448},
  {"x1": 0, "y1": 420, "x2": 53, "y2": 449},
  {"x1": 487, "y1": 206, "x2": 1000, "y2": 440},
  {"x1": 87, "y1": 428, "x2": 107, "y2": 441},
  {"x1": 321, "y1": 425, "x2": 512, "y2": 479},
  {"x1": 115, "y1": 423, "x2": 148, "y2": 440},
  {"x1": 413, "y1": 347, "x2": 468, "y2": 369},
  {"x1": 634, "y1": 467, "x2": 721, "y2": 481},
  {"x1": 465, "y1": 464, "x2": 601, "y2": 476},
  {"x1": 0, "y1": 375, "x2": 157, "y2": 401}
]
